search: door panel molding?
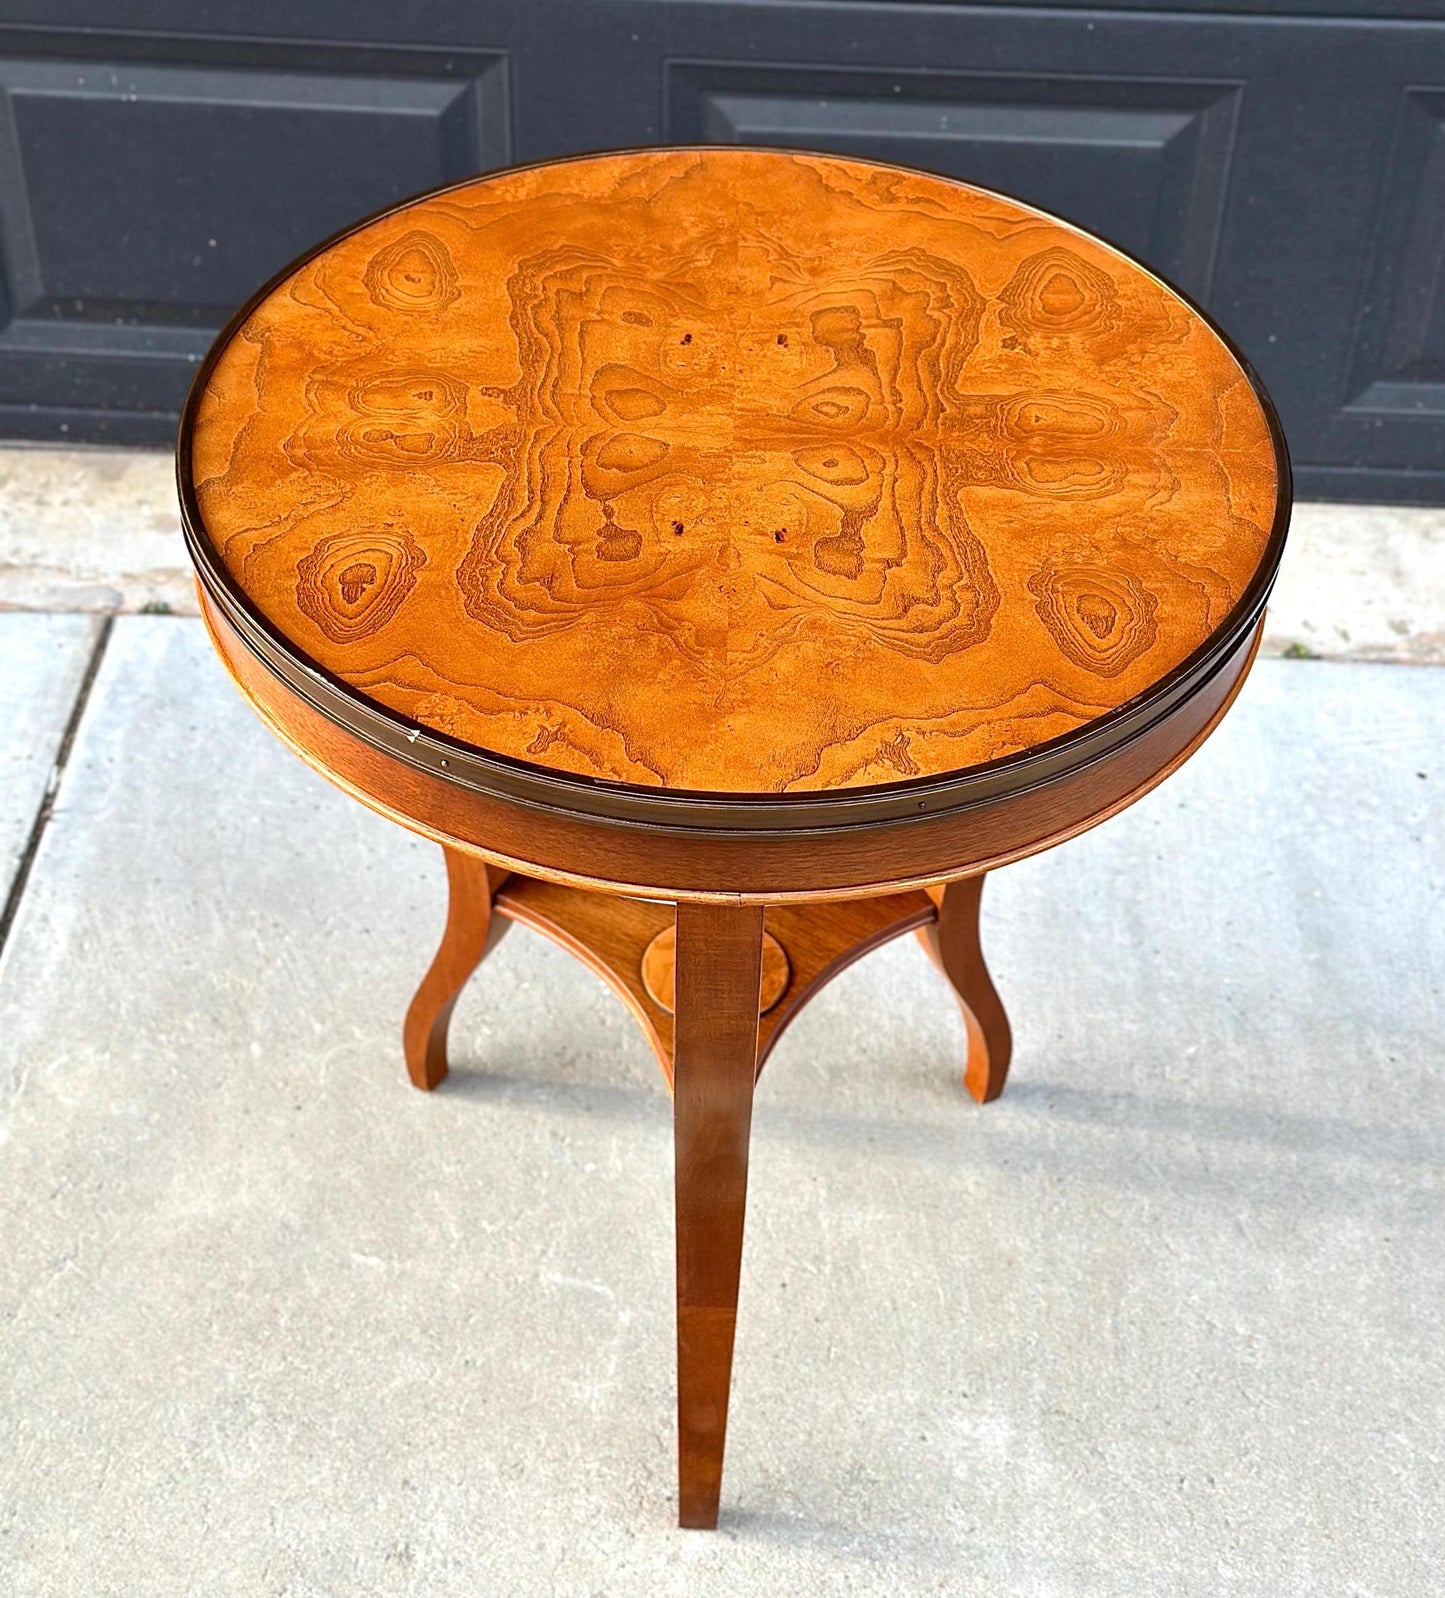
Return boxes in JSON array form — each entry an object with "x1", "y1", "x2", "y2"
[{"x1": 0, "y1": 38, "x2": 508, "y2": 441}]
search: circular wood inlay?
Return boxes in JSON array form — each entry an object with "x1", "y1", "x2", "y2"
[
  {"x1": 184, "y1": 149, "x2": 1283, "y2": 799},
  {"x1": 640, "y1": 924, "x2": 791, "y2": 1015}
]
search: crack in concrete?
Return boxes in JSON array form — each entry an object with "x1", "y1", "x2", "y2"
[{"x1": 0, "y1": 614, "x2": 113, "y2": 969}]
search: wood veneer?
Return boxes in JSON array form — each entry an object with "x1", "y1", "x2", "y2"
[{"x1": 183, "y1": 147, "x2": 1281, "y2": 819}]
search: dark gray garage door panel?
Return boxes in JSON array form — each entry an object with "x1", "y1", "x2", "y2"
[
  {"x1": 0, "y1": 41, "x2": 508, "y2": 442},
  {"x1": 1318, "y1": 85, "x2": 1445, "y2": 493}
]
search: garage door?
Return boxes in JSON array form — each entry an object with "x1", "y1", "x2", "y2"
[{"x1": 1, "y1": 0, "x2": 1442, "y2": 500}]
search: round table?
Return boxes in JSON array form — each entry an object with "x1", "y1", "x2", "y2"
[{"x1": 177, "y1": 147, "x2": 1289, "y2": 1529}]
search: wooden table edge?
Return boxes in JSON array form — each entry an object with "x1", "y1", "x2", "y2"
[{"x1": 199, "y1": 581, "x2": 1263, "y2": 905}]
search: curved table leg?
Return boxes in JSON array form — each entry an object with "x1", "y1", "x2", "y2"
[
  {"x1": 673, "y1": 900, "x2": 765, "y2": 1529},
  {"x1": 918, "y1": 874, "x2": 1013, "y2": 1104},
  {"x1": 403, "y1": 847, "x2": 507, "y2": 1091}
]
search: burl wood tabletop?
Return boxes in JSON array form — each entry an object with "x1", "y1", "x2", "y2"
[{"x1": 187, "y1": 148, "x2": 1280, "y2": 796}]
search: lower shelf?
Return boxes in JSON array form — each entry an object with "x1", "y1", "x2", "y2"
[{"x1": 492, "y1": 875, "x2": 937, "y2": 1087}]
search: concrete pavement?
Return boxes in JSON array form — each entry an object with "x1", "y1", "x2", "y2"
[{"x1": 0, "y1": 615, "x2": 1441, "y2": 1595}]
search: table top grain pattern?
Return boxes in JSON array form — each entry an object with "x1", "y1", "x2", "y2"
[{"x1": 183, "y1": 148, "x2": 1285, "y2": 805}]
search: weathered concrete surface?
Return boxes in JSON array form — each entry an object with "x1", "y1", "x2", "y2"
[
  {"x1": 0, "y1": 446, "x2": 190, "y2": 615},
  {"x1": 0, "y1": 619, "x2": 1441, "y2": 1596},
  {"x1": 1260, "y1": 501, "x2": 1445, "y2": 662},
  {"x1": 1, "y1": 443, "x2": 1444, "y2": 663},
  {"x1": 0, "y1": 612, "x2": 100, "y2": 903}
]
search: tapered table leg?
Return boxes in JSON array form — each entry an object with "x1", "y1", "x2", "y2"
[
  {"x1": 403, "y1": 847, "x2": 507, "y2": 1090},
  {"x1": 919, "y1": 874, "x2": 1013, "y2": 1103},
  {"x1": 672, "y1": 900, "x2": 765, "y2": 1529}
]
